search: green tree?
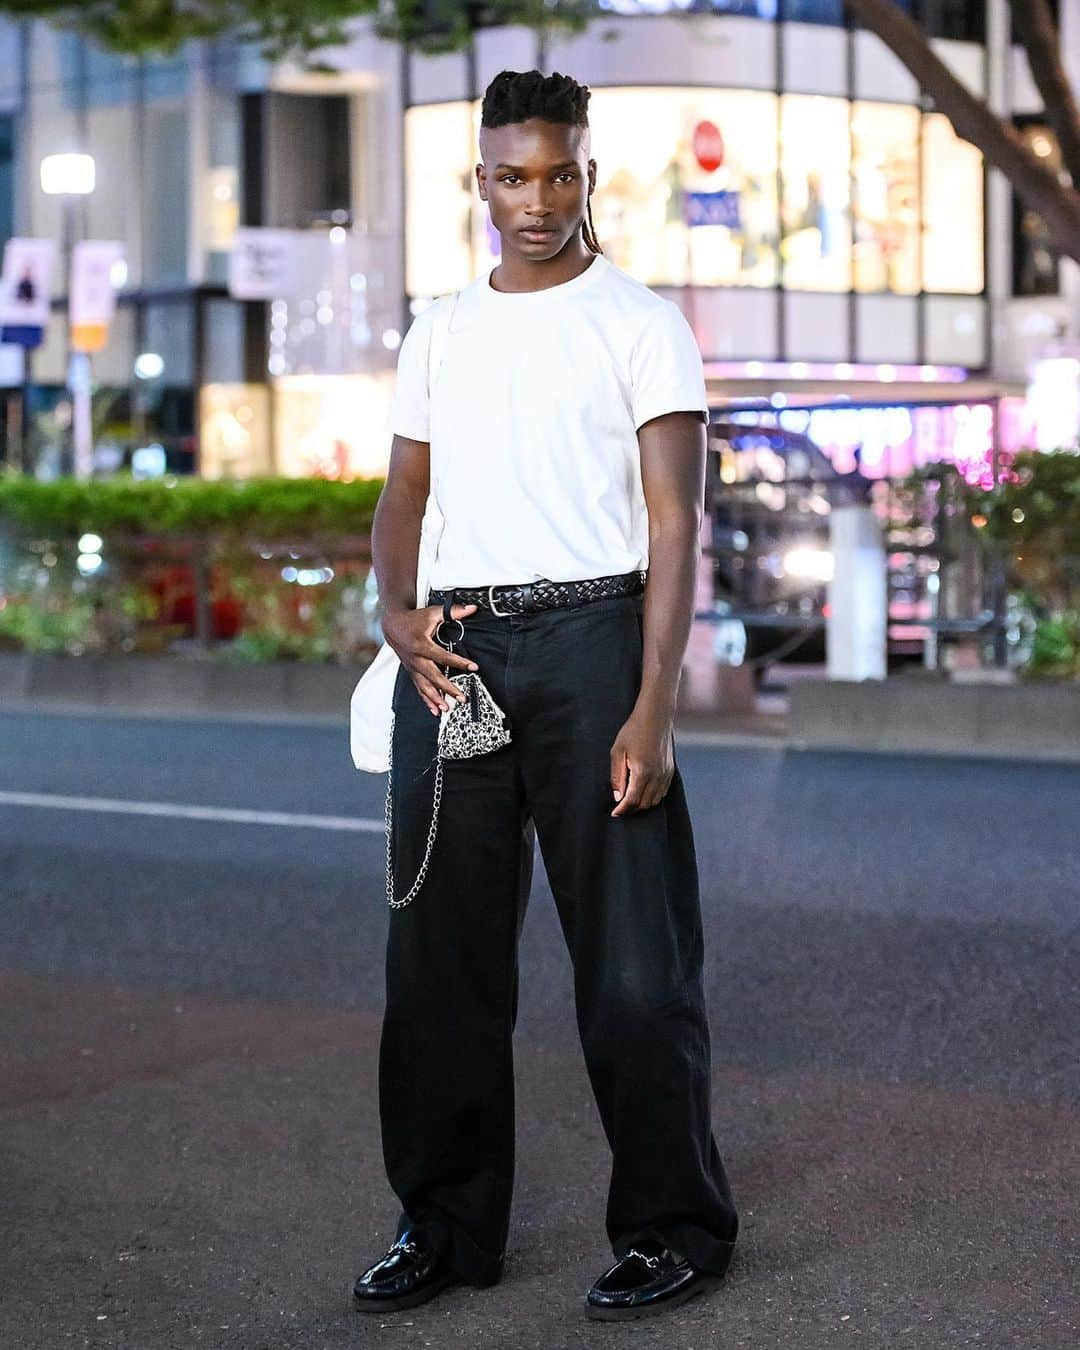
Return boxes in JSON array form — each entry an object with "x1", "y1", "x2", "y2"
[{"x1": 0, "y1": 1, "x2": 597, "y2": 62}]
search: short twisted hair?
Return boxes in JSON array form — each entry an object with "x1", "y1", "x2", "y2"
[{"x1": 480, "y1": 69, "x2": 602, "y2": 255}]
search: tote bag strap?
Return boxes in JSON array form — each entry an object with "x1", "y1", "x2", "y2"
[
  {"x1": 416, "y1": 289, "x2": 457, "y2": 608},
  {"x1": 427, "y1": 288, "x2": 458, "y2": 398}
]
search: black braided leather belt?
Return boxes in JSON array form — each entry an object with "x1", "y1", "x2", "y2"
[{"x1": 428, "y1": 568, "x2": 646, "y2": 617}]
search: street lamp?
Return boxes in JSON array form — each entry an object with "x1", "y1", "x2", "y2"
[
  {"x1": 40, "y1": 153, "x2": 96, "y2": 197},
  {"x1": 40, "y1": 152, "x2": 96, "y2": 478}
]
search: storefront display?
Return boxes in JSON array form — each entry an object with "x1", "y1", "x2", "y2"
[
  {"x1": 200, "y1": 374, "x2": 398, "y2": 480},
  {"x1": 273, "y1": 373, "x2": 395, "y2": 479},
  {"x1": 780, "y1": 95, "x2": 851, "y2": 292},
  {"x1": 582, "y1": 87, "x2": 778, "y2": 288},
  {"x1": 923, "y1": 114, "x2": 983, "y2": 295},
  {"x1": 198, "y1": 383, "x2": 271, "y2": 478},
  {"x1": 851, "y1": 102, "x2": 920, "y2": 295},
  {"x1": 404, "y1": 87, "x2": 983, "y2": 304}
]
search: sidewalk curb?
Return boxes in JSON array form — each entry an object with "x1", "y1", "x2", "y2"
[
  {"x1": 5, "y1": 654, "x2": 1080, "y2": 765},
  {"x1": 789, "y1": 678, "x2": 1080, "y2": 764}
]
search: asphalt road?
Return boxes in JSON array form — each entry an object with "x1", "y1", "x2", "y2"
[{"x1": 1, "y1": 708, "x2": 1077, "y2": 1349}]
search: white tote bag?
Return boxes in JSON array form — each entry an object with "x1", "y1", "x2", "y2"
[{"x1": 349, "y1": 290, "x2": 458, "y2": 773}]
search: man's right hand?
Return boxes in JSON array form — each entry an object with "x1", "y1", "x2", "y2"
[{"x1": 382, "y1": 602, "x2": 480, "y2": 716}]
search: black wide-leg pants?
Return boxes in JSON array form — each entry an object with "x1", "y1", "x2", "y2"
[{"x1": 379, "y1": 591, "x2": 738, "y2": 1285}]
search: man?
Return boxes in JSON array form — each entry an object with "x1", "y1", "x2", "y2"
[{"x1": 353, "y1": 68, "x2": 739, "y2": 1322}]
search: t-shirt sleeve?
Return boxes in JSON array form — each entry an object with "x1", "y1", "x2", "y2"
[
  {"x1": 388, "y1": 306, "x2": 434, "y2": 442},
  {"x1": 628, "y1": 300, "x2": 710, "y2": 432}
]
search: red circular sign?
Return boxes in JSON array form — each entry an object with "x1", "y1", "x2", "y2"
[{"x1": 692, "y1": 120, "x2": 725, "y2": 174}]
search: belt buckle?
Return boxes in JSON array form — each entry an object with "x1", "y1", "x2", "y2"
[{"x1": 487, "y1": 584, "x2": 513, "y2": 618}]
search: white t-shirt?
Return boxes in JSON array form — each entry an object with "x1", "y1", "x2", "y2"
[{"x1": 388, "y1": 251, "x2": 709, "y2": 589}]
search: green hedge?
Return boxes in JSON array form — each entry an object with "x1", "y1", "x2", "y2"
[{"x1": 0, "y1": 471, "x2": 385, "y2": 540}]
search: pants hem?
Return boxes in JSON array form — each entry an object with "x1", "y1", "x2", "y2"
[
  {"x1": 398, "y1": 1211, "x2": 505, "y2": 1287},
  {"x1": 613, "y1": 1219, "x2": 738, "y2": 1278}
]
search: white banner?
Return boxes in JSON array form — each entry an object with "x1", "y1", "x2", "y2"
[
  {"x1": 0, "y1": 237, "x2": 56, "y2": 328},
  {"x1": 229, "y1": 228, "x2": 301, "y2": 299},
  {"x1": 70, "y1": 239, "x2": 125, "y2": 327},
  {"x1": 229, "y1": 228, "x2": 373, "y2": 303}
]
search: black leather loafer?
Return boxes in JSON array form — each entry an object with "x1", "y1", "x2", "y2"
[
  {"x1": 353, "y1": 1230, "x2": 456, "y2": 1313},
  {"x1": 584, "y1": 1239, "x2": 724, "y2": 1321}
]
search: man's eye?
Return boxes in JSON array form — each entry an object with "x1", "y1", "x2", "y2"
[{"x1": 499, "y1": 173, "x2": 576, "y2": 184}]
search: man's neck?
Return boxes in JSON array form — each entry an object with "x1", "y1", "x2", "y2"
[{"x1": 489, "y1": 241, "x2": 596, "y2": 294}]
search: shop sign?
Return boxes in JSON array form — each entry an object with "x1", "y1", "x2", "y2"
[
  {"x1": 0, "y1": 237, "x2": 56, "y2": 348},
  {"x1": 685, "y1": 189, "x2": 742, "y2": 230},
  {"x1": 692, "y1": 119, "x2": 725, "y2": 174},
  {"x1": 70, "y1": 240, "x2": 125, "y2": 353},
  {"x1": 229, "y1": 228, "x2": 301, "y2": 299}
]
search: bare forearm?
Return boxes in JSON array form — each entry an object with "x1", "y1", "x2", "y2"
[
  {"x1": 636, "y1": 511, "x2": 701, "y2": 718},
  {"x1": 371, "y1": 483, "x2": 425, "y2": 617}
]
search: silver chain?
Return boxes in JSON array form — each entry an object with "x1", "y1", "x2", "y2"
[
  {"x1": 384, "y1": 711, "x2": 445, "y2": 909},
  {"x1": 384, "y1": 621, "x2": 508, "y2": 908}
]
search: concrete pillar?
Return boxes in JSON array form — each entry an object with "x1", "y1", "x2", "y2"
[{"x1": 827, "y1": 504, "x2": 887, "y2": 682}]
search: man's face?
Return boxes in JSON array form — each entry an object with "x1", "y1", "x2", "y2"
[{"x1": 477, "y1": 118, "x2": 595, "y2": 260}]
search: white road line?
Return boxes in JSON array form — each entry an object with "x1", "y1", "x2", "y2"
[{"x1": 0, "y1": 790, "x2": 383, "y2": 833}]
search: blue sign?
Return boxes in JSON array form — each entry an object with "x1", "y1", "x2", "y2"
[
  {"x1": 0, "y1": 325, "x2": 44, "y2": 349},
  {"x1": 685, "y1": 190, "x2": 742, "y2": 231}
]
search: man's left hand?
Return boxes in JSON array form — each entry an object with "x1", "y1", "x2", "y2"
[{"x1": 609, "y1": 707, "x2": 675, "y2": 817}]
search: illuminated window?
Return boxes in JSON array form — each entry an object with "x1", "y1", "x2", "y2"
[
  {"x1": 404, "y1": 101, "x2": 476, "y2": 298},
  {"x1": 922, "y1": 113, "x2": 983, "y2": 294},
  {"x1": 584, "y1": 87, "x2": 778, "y2": 288},
  {"x1": 780, "y1": 95, "x2": 851, "y2": 292},
  {"x1": 851, "y1": 102, "x2": 920, "y2": 295}
]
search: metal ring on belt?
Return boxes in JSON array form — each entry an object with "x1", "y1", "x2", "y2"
[{"x1": 428, "y1": 569, "x2": 646, "y2": 617}]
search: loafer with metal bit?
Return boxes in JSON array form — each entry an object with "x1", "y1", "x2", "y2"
[
  {"x1": 584, "y1": 1238, "x2": 725, "y2": 1321},
  {"x1": 353, "y1": 1230, "x2": 456, "y2": 1312}
]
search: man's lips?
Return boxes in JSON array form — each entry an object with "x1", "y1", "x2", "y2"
[{"x1": 520, "y1": 226, "x2": 556, "y2": 236}]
